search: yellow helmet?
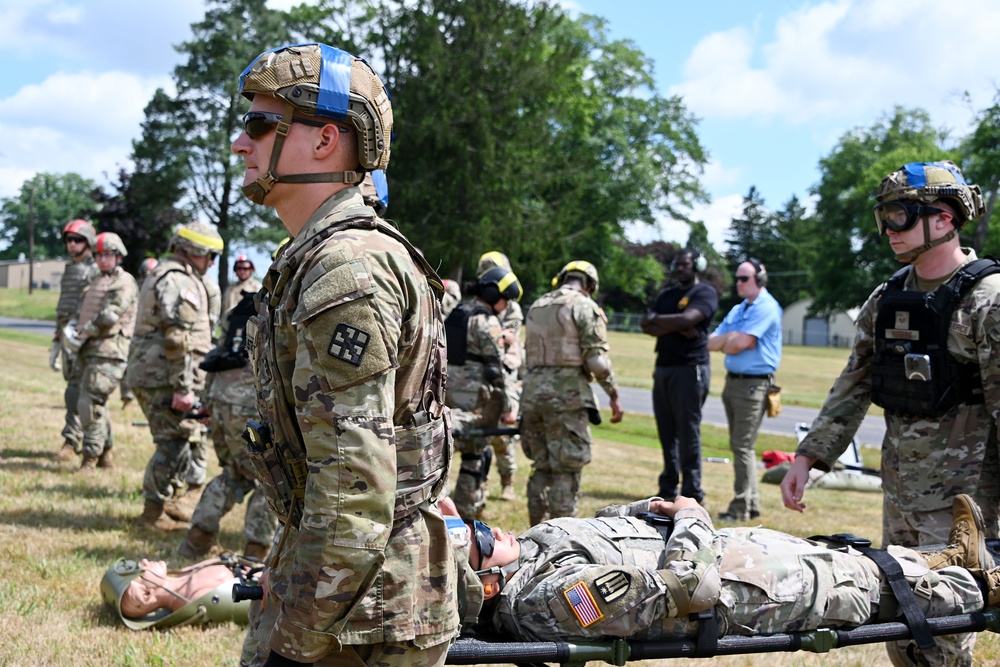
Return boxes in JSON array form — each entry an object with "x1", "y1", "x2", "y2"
[
  {"x1": 477, "y1": 251, "x2": 511, "y2": 275},
  {"x1": 553, "y1": 260, "x2": 599, "y2": 294},
  {"x1": 169, "y1": 222, "x2": 224, "y2": 257}
]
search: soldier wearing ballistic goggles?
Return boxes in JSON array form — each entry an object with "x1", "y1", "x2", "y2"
[{"x1": 781, "y1": 160, "x2": 1000, "y2": 667}]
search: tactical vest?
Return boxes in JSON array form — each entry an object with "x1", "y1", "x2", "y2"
[
  {"x1": 870, "y1": 258, "x2": 1000, "y2": 418},
  {"x1": 444, "y1": 301, "x2": 491, "y2": 365},
  {"x1": 250, "y1": 212, "x2": 451, "y2": 528},
  {"x1": 200, "y1": 291, "x2": 255, "y2": 373},
  {"x1": 76, "y1": 268, "x2": 136, "y2": 340},
  {"x1": 133, "y1": 258, "x2": 213, "y2": 355},
  {"x1": 57, "y1": 255, "x2": 98, "y2": 325},
  {"x1": 525, "y1": 285, "x2": 585, "y2": 368}
]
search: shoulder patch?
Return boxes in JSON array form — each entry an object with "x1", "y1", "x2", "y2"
[
  {"x1": 183, "y1": 289, "x2": 201, "y2": 308},
  {"x1": 328, "y1": 323, "x2": 371, "y2": 366},
  {"x1": 564, "y1": 581, "x2": 603, "y2": 627},
  {"x1": 595, "y1": 571, "x2": 631, "y2": 604}
]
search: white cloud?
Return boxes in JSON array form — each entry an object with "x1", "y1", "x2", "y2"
[
  {"x1": 671, "y1": 0, "x2": 1000, "y2": 131},
  {"x1": 625, "y1": 193, "x2": 744, "y2": 251}
]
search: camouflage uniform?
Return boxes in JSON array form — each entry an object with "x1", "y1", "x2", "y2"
[
  {"x1": 440, "y1": 279, "x2": 462, "y2": 320},
  {"x1": 223, "y1": 275, "x2": 262, "y2": 314},
  {"x1": 521, "y1": 283, "x2": 618, "y2": 524},
  {"x1": 74, "y1": 265, "x2": 139, "y2": 460},
  {"x1": 447, "y1": 297, "x2": 509, "y2": 518},
  {"x1": 486, "y1": 501, "x2": 982, "y2": 644},
  {"x1": 244, "y1": 188, "x2": 459, "y2": 664},
  {"x1": 190, "y1": 303, "x2": 277, "y2": 552},
  {"x1": 127, "y1": 256, "x2": 214, "y2": 504},
  {"x1": 182, "y1": 275, "x2": 222, "y2": 492},
  {"x1": 490, "y1": 299, "x2": 523, "y2": 499},
  {"x1": 798, "y1": 249, "x2": 1000, "y2": 666},
  {"x1": 56, "y1": 253, "x2": 100, "y2": 450}
]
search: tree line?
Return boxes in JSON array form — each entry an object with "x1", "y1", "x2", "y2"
[{"x1": 2, "y1": 0, "x2": 1000, "y2": 317}]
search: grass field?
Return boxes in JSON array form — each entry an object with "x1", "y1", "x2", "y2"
[{"x1": 0, "y1": 329, "x2": 997, "y2": 666}]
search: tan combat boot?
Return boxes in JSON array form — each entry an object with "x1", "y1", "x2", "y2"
[
  {"x1": 165, "y1": 484, "x2": 204, "y2": 522},
  {"x1": 243, "y1": 542, "x2": 270, "y2": 561},
  {"x1": 135, "y1": 498, "x2": 191, "y2": 532},
  {"x1": 178, "y1": 526, "x2": 221, "y2": 559},
  {"x1": 499, "y1": 475, "x2": 516, "y2": 502},
  {"x1": 55, "y1": 440, "x2": 77, "y2": 462},
  {"x1": 974, "y1": 567, "x2": 1000, "y2": 607},
  {"x1": 79, "y1": 455, "x2": 98, "y2": 475},
  {"x1": 918, "y1": 494, "x2": 990, "y2": 570},
  {"x1": 96, "y1": 449, "x2": 114, "y2": 469}
]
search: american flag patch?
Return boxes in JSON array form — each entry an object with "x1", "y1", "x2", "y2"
[{"x1": 564, "y1": 581, "x2": 603, "y2": 627}]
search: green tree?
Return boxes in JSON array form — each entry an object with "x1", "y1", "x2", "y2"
[
  {"x1": 0, "y1": 173, "x2": 100, "y2": 261},
  {"x1": 810, "y1": 107, "x2": 953, "y2": 314},
  {"x1": 769, "y1": 195, "x2": 818, "y2": 309},
  {"x1": 961, "y1": 91, "x2": 1000, "y2": 255}
]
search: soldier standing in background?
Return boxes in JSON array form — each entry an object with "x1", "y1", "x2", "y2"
[
  {"x1": 223, "y1": 255, "x2": 262, "y2": 314},
  {"x1": 476, "y1": 251, "x2": 524, "y2": 502},
  {"x1": 232, "y1": 43, "x2": 460, "y2": 665},
  {"x1": 445, "y1": 266, "x2": 522, "y2": 518},
  {"x1": 60, "y1": 233, "x2": 138, "y2": 473},
  {"x1": 52, "y1": 219, "x2": 101, "y2": 462},
  {"x1": 119, "y1": 258, "x2": 161, "y2": 409},
  {"x1": 441, "y1": 279, "x2": 462, "y2": 320},
  {"x1": 521, "y1": 261, "x2": 623, "y2": 525},
  {"x1": 128, "y1": 222, "x2": 223, "y2": 532}
]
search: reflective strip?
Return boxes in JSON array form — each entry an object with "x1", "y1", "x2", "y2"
[
  {"x1": 177, "y1": 226, "x2": 224, "y2": 251},
  {"x1": 496, "y1": 271, "x2": 521, "y2": 300},
  {"x1": 317, "y1": 44, "x2": 351, "y2": 118}
]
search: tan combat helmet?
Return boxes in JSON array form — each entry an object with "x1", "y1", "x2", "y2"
[
  {"x1": 169, "y1": 222, "x2": 224, "y2": 258},
  {"x1": 95, "y1": 232, "x2": 128, "y2": 258},
  {"x1": 238, "y1": 43, "x2": 393, "y2": 204},
  {"x1": 62, "y1": 219, "x2": 97, "y2": 248},
  {"x1": 477, "y1": 251, "x2": 511, "y2": 276},
  {"x1": 553, "y1": 260, "x2": 599, "y2": 294}
]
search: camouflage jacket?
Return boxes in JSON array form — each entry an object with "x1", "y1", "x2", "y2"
[
  {"x1": 489, "y1": 502, "x2": 975, "y2": 643},
  {"x1": 798, "y1": 249, "x2": 1000, "y2": 512},
  {"x1": 446, "y1": 297, "x2": 509, "y2": 413},
  {"x1": 246, "y1": 188, "x2": 459, "y2": 660},
  {"x1": 76, "y1": 266, "x2": 138, "y2": 362},
  {"x1": 56, "y1": 254, "x2": 99, "y2": 332},
  {"x1": 522, "y1": 285, "x2": 617, "y2": 411},
  {"x1": 127, "y1": 256, "x2": 212, "y2": 394},
  {"x1": 223, "y1": 275, "x2": 262, "y2": 314}
]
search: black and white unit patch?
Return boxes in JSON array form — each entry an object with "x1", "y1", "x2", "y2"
[
  {"x1": 328, "y1": 323, "x2": 371, "y2": 366},
  {"x1": 595, "y1": 571, "x2": 631, "y2": 604}
]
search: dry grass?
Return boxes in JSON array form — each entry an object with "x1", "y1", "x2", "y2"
[{"x1": 1, "y1": 329, "x2": 997, "y2": 666}]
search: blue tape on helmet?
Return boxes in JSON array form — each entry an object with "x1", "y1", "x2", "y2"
[
  {"x1": 317, "y1": 44, "x2": 351, "y2": 119},
  {"x1": 371, "y1": 169, "x2": 389, "y2": 207}
]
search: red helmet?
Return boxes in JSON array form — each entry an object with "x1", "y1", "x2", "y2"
[
  {"x1": 234, "y1": 254, "x2": 255, "y2": 271},
  {"x1": 62, "y1": 219, "x2": 97, "y2": 248}
]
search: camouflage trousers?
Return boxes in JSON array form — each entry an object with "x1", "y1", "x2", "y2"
[
  {"x1": 721, "y1": 376, "x2": 769, "y2": 517},
  {"x1": 881, "y1": 499, "x2": 999, "y2": 667},
  {"x1": 134, "y1": 387, "x2": 204, "y2": 502},
  {"x1": 193, "y1": 401, "x2": 277, "y2": 546},
  {"x1": 75, "y1": 357, "x2": 125, "y2": 458},
  {"x1": 60, "y1": 349, "x2": 82, "y2": 449},
  {"x1": 489, "y1": 434, "x2": 517, "y2": 485},
  {"x1": 520, "y1": 406, "x2": 591, "y2": 525},
  {"x1": 450, "y1": 409, "x2": 492, "y2": 518}
]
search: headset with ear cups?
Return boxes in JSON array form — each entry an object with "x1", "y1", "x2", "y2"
[
  {"x1": 669, "y1": 249, "x2": 708, "y2": 273},
  {"x1": 745, "y1": 257, "x2": 767, "y2": 287}
]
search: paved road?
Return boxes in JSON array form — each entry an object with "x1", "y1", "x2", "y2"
[
  {"x1": 599, "y1": 384, "x2": 887, "y2": 449},
  {"x1": 2, "y1": 316, "x2": 887, "y2": 447}
]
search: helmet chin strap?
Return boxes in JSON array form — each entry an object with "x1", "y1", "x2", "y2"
[
  {"x1": 242, "y1": 103, "x2": 364, "y2": 205},
  {"x1": 893, "y1": 214, "x2": 956, "y2": 263}
]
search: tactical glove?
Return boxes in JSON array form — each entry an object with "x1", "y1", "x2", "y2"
[{"x1": 49, "y1": 338, "x2": 62, "y2": 371}]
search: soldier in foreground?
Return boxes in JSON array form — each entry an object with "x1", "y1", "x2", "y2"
[
  {"x1": 521, "y1": 261, "x2": 623, "y2": 525},
  {"x1": 60, "y1": 233, "x2": 138, "y2": 473},
  {"x1": 128, "y1": 222, "x2": 223, "y2": 532},
  {"x1": 232, "y1": 43, "x2": 459, "y2": 666},
  {"x1": 456, "y1": 494, "x2": 1000, "y2": 645},
  {"x1": 52, "y1": 219, "x2": 101, "y2": 462},
  {"x1": 782, "y1": 161, "x2": 1000, "y2": 667}
]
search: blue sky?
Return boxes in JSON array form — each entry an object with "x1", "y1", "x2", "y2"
[{"x1": 2, "y1": 0, "x2": 1000, "y2": 263}]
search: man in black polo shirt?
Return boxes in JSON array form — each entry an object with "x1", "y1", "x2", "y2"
[{"x1": 641, "y1": 249, "x2": 717, "y2": 502}]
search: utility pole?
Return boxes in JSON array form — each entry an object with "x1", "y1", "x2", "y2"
[{"x1": 28, "y1": 185, "x2": 35, "y2": 294}]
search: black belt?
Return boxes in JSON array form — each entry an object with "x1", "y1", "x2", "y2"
[{"x1": 727, "y1": 372, "x2": 771, "y2": 380}]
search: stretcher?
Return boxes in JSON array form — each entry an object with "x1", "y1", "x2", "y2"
[{"x1": 445, "y1": 609, "x2": 1000, "y2": 666}]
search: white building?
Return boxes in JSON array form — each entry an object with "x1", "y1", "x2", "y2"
[{"x1": 782, "y1": 298, "x2": 859, "y2": 348}]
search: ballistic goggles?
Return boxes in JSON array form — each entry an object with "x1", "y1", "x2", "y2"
[
  {"x1": 873, "y1": 200, "x2": 947, "y2": 235},
  {"x1": 465, "y1": 519, "x2": 495, "y2": 569}
]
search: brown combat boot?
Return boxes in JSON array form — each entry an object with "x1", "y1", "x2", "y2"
[
  {"x1": 178, "y1": 526, "x2": 221, "y2": 559},
  {"x1": 55, "y1": 440, "x2": 77, "y2": 462},
  {"x1": 243, "y1": 542, "x2": 270, "y2": 561},
  {"x1": 918, "y1": 494, "x2": 991, "y2": 570},
  {"x1": 164, "y1": 484, "x2": 204, "y2": 522},
  {"x1": 135, "y1": 498, "x2": 191, "y2": 532},
  {"x1": 499, "y1": 475, "x2": 516, "y2": 502},
  {"x1": 79, "y1": 455, "x2": 98, "y2": 475},
  {"x1": 975, "y1": 567, "x2": 1000, "y2": 607},
  {"x1": 96, "y1": 449, "x2": 114, "y2": 469}
]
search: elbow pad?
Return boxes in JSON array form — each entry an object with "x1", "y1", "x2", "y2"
[{"x1": 584, "y1": 353, "x2": 612, "y2": 380}]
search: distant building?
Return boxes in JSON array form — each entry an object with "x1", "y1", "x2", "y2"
[
  {"x1": 782, "y1": 298, "x2": 859, "y2": 348},
  {"x1": 0, "y1": 257, "x2": 67, "y2": 290}
]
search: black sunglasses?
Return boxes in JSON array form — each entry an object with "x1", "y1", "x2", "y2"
[
  {"x1": 873, "y1": 201, "x2": 946, "y2": 235},
  {"x1": 465, "y1": 519, "x2": 495, "y2": 569},
  {"x1": 235, "y1": 265, "x2": 253, "y2": 271},
  {"x1": 735, "y1": 275, "x2": 752, "y2": 283},
  {"x1": 241, "y1": 111, "x2": 345, "y2": 140},
  {"x1": 65, "y1": 235, "x2": 87, "y2": 244}
]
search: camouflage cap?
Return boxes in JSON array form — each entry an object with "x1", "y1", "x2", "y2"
[
  {"x1": 477, "y1": 251, "x2": 511, "y2": 275},
  {"x1": 95, "y1": 232, "x2": 128, "y2": 257},
  {"x1": 553, "y1": 260, "x2": 599, "y2": 294},
  {"x1": 876, "y1": 161, "x2": 985, "y2": 227},
  {"x1": 62, "y1": 219, "x2": 97, "y2": 248},
  {"x1": 170, "y1": 222, "x2": 224, "y2": 257},
  {"x1": 239, "y1": 43, "x2": 392, "y2": 171}
]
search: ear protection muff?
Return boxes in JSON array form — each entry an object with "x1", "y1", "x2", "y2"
[
  {"x1": 670, "y1": 250, "x2": 708, "y2": 273},
  {"x1": 480, "y1": 283, "x2": 500, "y2": 304},
  {"x1": 746, "y1": 257, "x2": 767, "y2": 287}
]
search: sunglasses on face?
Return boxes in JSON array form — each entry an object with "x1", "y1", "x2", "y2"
[
  {"x1": 65, "y1": 236, "x2": 86, "y2": 244},
  {"x1": 735, "y1": 275, "x2": 752, "y2": 283},
  {"x1": 235, "y1": 265, "x2": 252, "y2": 271},
  {"x1": 241, "y1": 111, "x2": 346, "y2": 140},
  {"x1": 873, "y1": 200, "x2": 946, "y2": 235},
  {"x1": 465, "y1": 519, "x2": 495, "y2": 569}
]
